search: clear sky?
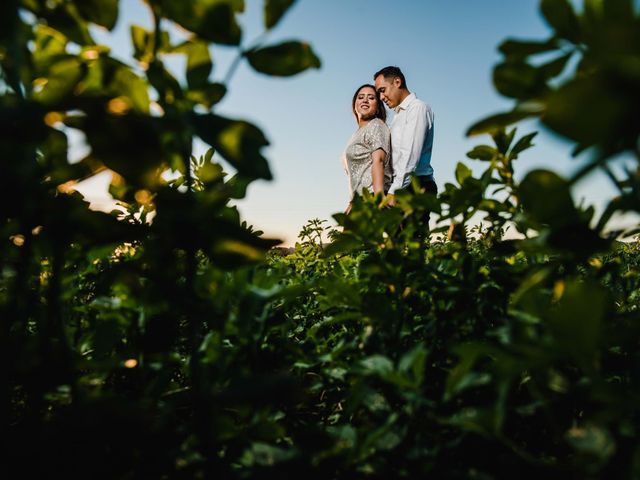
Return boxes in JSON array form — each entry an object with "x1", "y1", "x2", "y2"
[{"x1": 76, "y1": 0, "x2": 637, "y2": 245}]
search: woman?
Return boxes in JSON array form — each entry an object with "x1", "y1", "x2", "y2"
[{"x1": 343, "y1": 84, "x2": 392, "y2": 211}]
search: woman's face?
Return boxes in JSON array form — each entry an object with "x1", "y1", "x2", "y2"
[{"x1": 354, "y1": 87, "x2": 379, "y2": 122}]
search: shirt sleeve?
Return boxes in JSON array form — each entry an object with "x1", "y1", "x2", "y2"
[
  {"x1": 365, "y1": 119, "x2": 390, "y2": 156},
  {"x1": 389, "y1": 102, "x2": 434, "y2": 193}
]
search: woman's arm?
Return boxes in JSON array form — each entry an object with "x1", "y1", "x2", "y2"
[{"x1": 371, "y1": 148, "x2": 385, "y2": 194}]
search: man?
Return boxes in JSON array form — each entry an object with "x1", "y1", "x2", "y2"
[{"x1": 373, "y1": 66, "x2": 436, "y2": 208}]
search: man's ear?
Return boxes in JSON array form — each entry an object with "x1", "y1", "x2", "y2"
[{"x1": 393, "y1": 76, "x2": 402, "y2": 88}]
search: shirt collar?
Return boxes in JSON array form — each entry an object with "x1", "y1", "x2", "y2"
[{"x1": 394, "y1": 92, "x2": 416, "y2": 113}]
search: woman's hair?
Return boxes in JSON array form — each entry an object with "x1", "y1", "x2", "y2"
[{"x1": 351, "y1": 84, "x2": 386, "y2": 124}]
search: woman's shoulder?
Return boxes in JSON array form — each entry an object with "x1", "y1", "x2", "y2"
[
  {"x1": 367, "y1": 117, "x2": 390, "y2": 132},
  {"x1": 369, "y1": 117, "x2": 388, "y2": 128}
]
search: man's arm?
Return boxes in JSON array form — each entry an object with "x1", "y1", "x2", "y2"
[{"x1": 389, "y1": 102, "x2": 433, "y2": 193}]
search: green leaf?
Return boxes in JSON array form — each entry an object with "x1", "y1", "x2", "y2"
[
  {"x1": 540, "y1": 0, "x2": 581, "y2": 42},
  {"x1": 493, "y1": 61, "x2": 548, "y2": 99},
  {"x1": 92, "y1": 318, "x2": 124, "y2": 357},
  {"x1": 566, "y1": 424, "x2": 615, "y2": 461},
  {"x1": 445, "y1": 343, "x2": 499, "y2": 401},
  {"x1": 543, "y1": 76, "x2": 629, "y2": 151},
  {"x1": 584, "y1": 0, "x2": 604, "y2": 24},
  {"x1": 32, "y1": 57, "x2": 84, "y2": 105},
  {"x1": 66, "y1": 112, "x2": 166, "y2": 188},
  {"x1": 498, "y1": 38, "x2": 559, "y2": 58},
  {"x1": 130, "y1": 25, "x2": 152, "y2": 62},
  {"x1": 518, "y1": 170, "x2": 577, "y2": 228},
  {"x1": 546, "y1": 221, "x2": 610, "y2": 255},
  {"x1": 174, "y1": 40, "x2": 212, "y2": 89},
  {"x1": 33, "y1": 2, "x2": 94, "y2": 45},
  {"x1": 466, "y1": 145, "x2": 497, "y2": 161},
  {"x1": 157, "y1": 0, "x2": 244, "y2": 46},
  {"x1": 193, "y1": 154, "x2": 224, "y2": 185},
  {"x1": 76, "y1": 0, "x2": 119, "y2": 30},
  {"x1": 603, "y1": 0, "x2": 634, "y2": 21},
  {"x1": 239, "y1": 442, "x2": 296, "y2": 467},
  {"x1": 442, "y1": 175, "x2": 485, "y2": 218},
  {"x1": 186, "y1": 42, "x2": 212, "y2": 88},
  {"x1": 508, "y1": 132, "x2": 537, "y2": 160},
  {"x1": 246, "y1": 41, "x2": 321, "y2": 77},
  {"x1": 0, "y1": 0, "x2": 19, "y2": 44},
  {"x1": 455, "y1": 162, "x2": 472, "y2": 186},
  {"x1": 327, "y1": 425, "x2": 357, "y2": 451},
  {"x1": 322, "y1": 232, "x2": 363, "y2": 257},
  {"x1": 466, "y1": 107, "x2": 540, "y2": 136},
  {"x1": 204, "y1": 147, "x2": 215, "y2": 163},
  {"x1": 209, "y1": 227, "x2": 280, "y2": 269},
  {"x1": 105, "y1": 60, "x2": 151, "y2": 113},
  {"x1": 360, "y1": 355, "x2": 394, "y2": 376},
  {"x1": 211, "y1": 238, "x2": 272, "y2": 266},
  {"x1": 265, "y1": 0, "x2": 296, "y2": 29},
  {"x1": 397, "y1": 345, "x2": 428, "y2": 388},
  {"x1": 226, "y1": 174, "x2": 252, "y2": 199},
  {"x1": 538, "y1": 53, "x2": 573, "y2": 79},
  {"x1": 493, "y1": 128, "x2": 516, "y2": 155},
  {"x1": 359, "y1": 413, "x2": 403, "y2": 454},
  {"x1": 186, "y1": 82, "x2": 227, "y2": 109},
  {"x1": 32, "y1": 25, "x2": 68, "y2": 76},
  {"x1": 40, "y1": 127, "x2": 90, "y2": 184},
  {"x1": 192, "y1": 114, "x2": 272, "y2": 180},
  {"x1": 46, "y1": 192, "x2": 141, "y2": 246},
  {"x1": 76, "y1": 57, "x2": 150, "y2": 113},
  {"x1": 152, "y1": 187, "x2": 278, "y2": 263},
  {"x1": 147, "y1": 60, "x2": 184, "y2": 104},
  {"x1": 548, "y1": 279, "x2": 608, "y2": 364}
]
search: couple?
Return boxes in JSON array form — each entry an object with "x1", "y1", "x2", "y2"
[{"x1": 343, "y1": 66, "x2": 436, "y2": 216}]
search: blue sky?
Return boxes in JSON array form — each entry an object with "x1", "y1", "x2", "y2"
[{"x1": 77, "y1": 0, "x2": 636, "y2": 245}]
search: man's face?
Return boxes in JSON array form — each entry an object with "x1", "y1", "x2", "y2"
[{"x1": 375, "y1": 75, "x2": 402, "y2": 109}]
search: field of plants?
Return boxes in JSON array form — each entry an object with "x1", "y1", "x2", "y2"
[{"x1": 2, "y1": 0, "x2": 640, "y2": 478}]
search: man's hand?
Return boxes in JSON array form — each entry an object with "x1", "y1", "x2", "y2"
[{"x1": 386, "y1": 194, "x2": 396, "y2": 207}]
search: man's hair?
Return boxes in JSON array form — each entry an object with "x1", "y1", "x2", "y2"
[
  {"x1": 373, "y1": 66, "x2": 407, "y2": 89},
  {"x1": 351, "y1": 84, "x2": 386, "y2": 123}
]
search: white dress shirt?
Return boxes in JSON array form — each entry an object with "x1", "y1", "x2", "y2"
[{"x1": 389, "y1": 92, "x2": 435, "y2": 193}]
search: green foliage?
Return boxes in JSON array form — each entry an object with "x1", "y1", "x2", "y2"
[
  {"x1": 1, "y1": 0, "x2": 319, "y2": 477},
  {"x1": 264, "y1": 0, "x2": 297, "y2": 30},
  {"x1": 152, "y1": 0, "x2": 245, "y2": 46},
  {"x1": 246, "y1": 41, "x2": 321, "y2": 77},
  {"x1": 468, "y1": 0, "x2": 640, "y2": 230},
  {"x1": 3, "y1": 0, "x2": 640, "y2": 479}
]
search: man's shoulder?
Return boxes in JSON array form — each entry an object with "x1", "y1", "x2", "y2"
[{"x1": 407, "y1": 95, "x2": 432, "y2": 112}]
